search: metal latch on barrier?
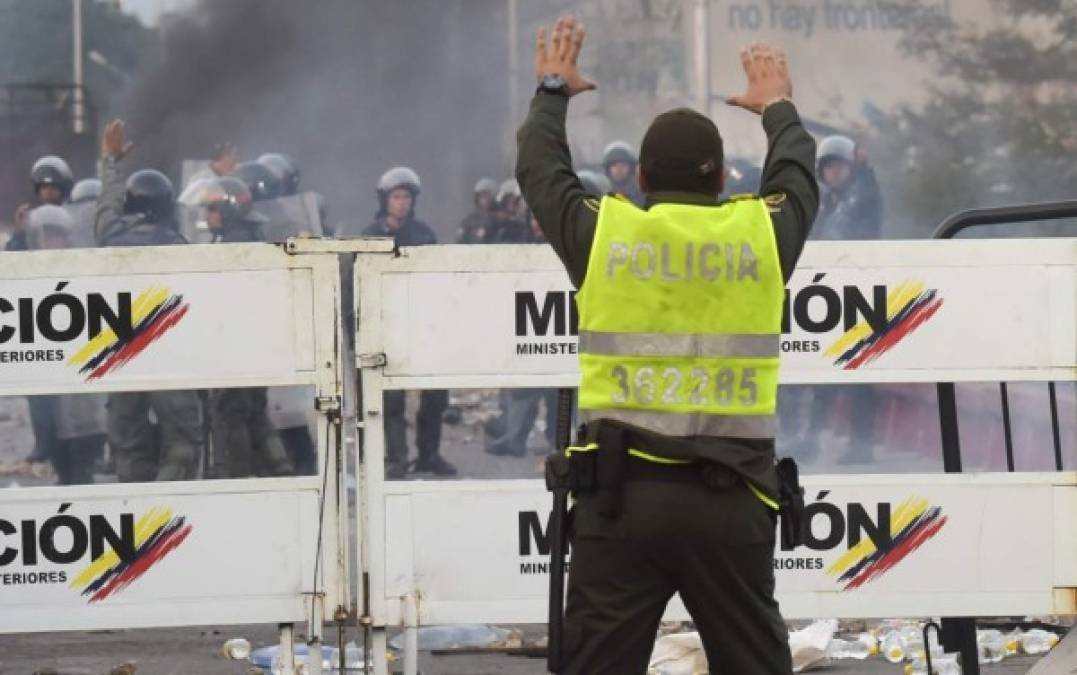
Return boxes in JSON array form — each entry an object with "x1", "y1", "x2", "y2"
[
  {"x1": 358, "y1": 352, "x2": 387, "y2": 368},
  {"x1": 315, "y1": 395, "x2": 342, "y2": 418}
]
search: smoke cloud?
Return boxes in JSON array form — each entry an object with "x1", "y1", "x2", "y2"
[{"x1": 123, "y1": 0, "x2": 511, "y2": 238}]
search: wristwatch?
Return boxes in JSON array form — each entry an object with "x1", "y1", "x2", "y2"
[{"x1": 537, "y1": 74, "x2": 569, "y2": 97}]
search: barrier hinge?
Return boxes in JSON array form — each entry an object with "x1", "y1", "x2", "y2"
[{"x1": 358, "y1": 352, "x2": 387, "y2": 368}]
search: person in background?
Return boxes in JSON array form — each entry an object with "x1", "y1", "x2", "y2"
[
  {"x1": 24, "y1": 205, "x2": 107, "y2": 485},
  {"x1": 363, "y1": 167, "x2": 457, "y2": 479},
  {"x1": 7, "y1": 156, "x2": 75, "y2": 466},
  {"x1": 457, "y1": 177, "x2": 498, "y2": 243},
  {"x1": 488, "y1": 178, "x2": 525, "y2": 243},
  {"x1": 66, "y1": 177, "x2": 102, "y2": 247},
  {"x1": 813, "y1": 135, "x2": 882, "y2": 240},
  {"x1": 186, "y1": 142, "x2": 240, "y2": 186},
  {"x1": 602, "y1": 140, "x2": 644, "y2": 207},
  {"x1": 799, "y1": 135, "x2": 884, "y2": 464},
  {"x1": 95, "y1": 120, "x2": 204, "y2": 482},
  {"x1": 181, "y1": 175, "x2": 295, "y2": 478}
]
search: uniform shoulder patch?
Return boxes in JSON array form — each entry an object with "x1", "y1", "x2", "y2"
[
  {"x1": 728, "y1": 192, "x2": 758, "y2": 202},
  {"x1": 762, "y1": 192, "x2": 787, "y2": 213}
]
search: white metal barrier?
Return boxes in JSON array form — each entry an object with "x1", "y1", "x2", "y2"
[
  {"x1": 355, "y1": 240, "x2": 1077, "y2": 675},
  {"x1": 0, "y1": 239, "x2": 390, "y2": 675}
]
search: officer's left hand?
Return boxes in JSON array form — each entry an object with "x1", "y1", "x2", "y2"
[{"x1": 534, "y1": 16, "x2": 597, "y2": 97}]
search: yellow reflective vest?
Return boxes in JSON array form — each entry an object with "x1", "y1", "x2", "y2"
[{"x1": 575, "y1": 195, "x2": 784, "y2": 444}]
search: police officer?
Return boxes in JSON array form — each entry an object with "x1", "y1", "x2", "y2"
[
  {"x1": 456, "y1": 177, "x2": 497, "y2": 243},
  {"x1": 8, "y1": 156, "x2": 76, "y2": 465},
  {"x1": 8, "y1": 156, "x2": 75, "y2": 252},
  {"x1": 363, "y1": 167, "x2": 456, "y2": 478},
  {"x1": 181, "y1": 176, "x2": 295, "y2": 478},
  {"x1": 813, "y1": 135, "x2": 883, "y2": 240},
  {"x1": 25, "y1": 206, "x2": 107, "y2": 485},
  {"x1": 518, "y1": 19, "x2": 817, "y2": 674},
  {"x1": 95, "y1": 119, "x2": 204, "y2": 482},
  {"x1": 257, "y1": 152, "x2": 328, "y2": 237},
  {"x1": 801, "y1": 135, "x2": 884, "y2": 463},
  {"x1": 66, "y1": 178, "x2": 102, "y2": 248},
  {"x1": 601, "y1": 141, "x2": 644, "y2": 207}
]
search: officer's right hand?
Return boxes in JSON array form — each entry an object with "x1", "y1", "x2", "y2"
[
  {"x1": 101, "y1": 119, "x2": 134, "y2": 160},
  {"x1": 726, "y1": 43, "x2": 793, "y2": 115},
  {"x1": 12, "y1": 203, "x2": 30, "y2": 231}
]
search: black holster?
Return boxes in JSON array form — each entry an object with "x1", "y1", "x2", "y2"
[{"x1": 776, "y1": 457, "x2": 805, "y2": 548}]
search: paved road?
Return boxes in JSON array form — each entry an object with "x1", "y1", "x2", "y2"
[{"x1": 0, "y1": 624, "x2": 1045, "y2": 675}]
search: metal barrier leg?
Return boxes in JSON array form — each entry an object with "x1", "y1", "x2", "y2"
[
  {"x1": 403, "y1": 592, "x2": 419, "y2": 675},
  {"x1": 935, "y1": 385, "x2": 981, "y2": 674},
  {"x1": 308, "y1": 593, "x2": 324, "y2": 675},
  {"x1": 372, "y1": 629, "x2": 390, "y2": 675},
  {"x1": 279, "y1": 623, "x2": 297, "y2": 675},
  {"x1": 940, "y1": 617, "x2": 979, "y2": 674}
]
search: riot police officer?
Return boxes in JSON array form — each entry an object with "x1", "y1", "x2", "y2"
[
  {"x1": 25, "y1": 205, "x2": 107, "y2": 485},
  {"x1": 9, "y1": 156, "x2": 76, "y2": 464},
  {"x1": 181, "y1": 175, "x2": 294, "y2": 478},
  {"x1": 457, "y1": 177, "x2": 497, "y2": 243},
  {"x1": 518, "y1": 20, "x2": 816, "y2": 673},
  {"x1": 601, "y1": 140, "x2": 644, "y2": 207},
  {"x1": 95, "y1": 119, "x2": 204, "y2": 482},
  {"x1": 66, "y1": 178, "x2": 102, "y2": 248},
  {"x1": 7, "y1": 156, "x2": 74, "y2": 251},
  {"x1": 257, "y1": 152, "x2": 328, "y2": 237},
  {"x1": 363, "y1": 167, "x2": 456, "y2": 478}
]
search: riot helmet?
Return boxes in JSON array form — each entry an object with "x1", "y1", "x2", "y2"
[
  {"x1": 602, "y1": 141, "x2": 637, "y2": 168},
  {"x1": 235, "y1": 160, "x2": 282, "y2": 202},
  {"x1": 376, "y1": 166, "x2": 421, "y2": 216},
  {"x1": 816, "y1": 135, "x2": 856, "y2": 175},
  {"x1": 179, "y1": 175, "x2": 253, "y2": 225},
  {"x1": 30, "y1": 155, "x2": 74, "y2": 203},
  {"x1": 124, "y1": 170, "x2": 175, "y2": 223},
  {"x1": 70, "y1": 178, "x2": 102, "y2": 204},
  {"x1": 258, "y1": 153, "x2": 300, "y2": 195},
  {"x1": 473, "y1": 177, "x2": 497, "y2": 209}
]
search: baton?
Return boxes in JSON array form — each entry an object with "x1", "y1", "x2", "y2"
[{"x1": 546, "y1": 387, "x2": 575, "y2": 673}]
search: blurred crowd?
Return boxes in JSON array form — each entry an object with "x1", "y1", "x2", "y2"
[{"x1": 1, "y1": 119, "x2": 886, "y2": 486}]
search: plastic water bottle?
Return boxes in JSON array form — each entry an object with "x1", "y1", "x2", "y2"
[
  {"x1": 857, "y1": 631, "x2": 879, "y2": 657},
  {"x1": 880, "y1": 631, "x2": 906, "y2": 663},
  {"x1": 826, "y1": 637, "x2": 871, "y2": 660},
  {"x1": 387, "y1": 624, "x2": 513, "y2": 651},
  {"x1": 976, "y1": 629, "x2": 1006, "y2": 664},
  {"x1": 906, "y1": 653, "x2": 961, "y2": 675},
  {"x1": 1004, "y1": 630, "x2": 1021, "y2": 657},
  {"x1": 1020, "y1": 628, "x2": 1060, "y2": 655},
  {"x1": 221, "y1": 637, "x2": 251, "y2": 660}
]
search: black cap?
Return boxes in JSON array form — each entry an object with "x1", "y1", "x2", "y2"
[{"x1": 639, "y1": 108, "x2": 724, "y2": 195}]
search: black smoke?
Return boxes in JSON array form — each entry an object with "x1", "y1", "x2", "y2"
[{"x1": 123, "y1": 0, "x2": 512, "y2": 238}]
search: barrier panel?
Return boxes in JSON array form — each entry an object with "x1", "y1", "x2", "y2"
[
  {"x1": 0, "y1": 239, "x2": 388, "y2": 650},
  {"x1": 355, "y1": 240, "x2": 1077, "y2": 674}
]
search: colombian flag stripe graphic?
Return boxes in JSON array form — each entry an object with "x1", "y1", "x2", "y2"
[
  {"x1": 822, "y1": 280, "x2": 943, "y2": 370},
  {"x1": 71, "y1": 506, "x2": 192, "y2": 603},
  {"x1": 826, "y1": 497, "x2": 948, "y2": 590},
  {"x1": 66, "y1": 285, "x2": 190, "y2": 382}
]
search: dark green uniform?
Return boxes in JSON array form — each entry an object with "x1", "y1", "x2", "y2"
[{"x1": 516, "y1": 93, "x2": 817, "y2": 674}]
